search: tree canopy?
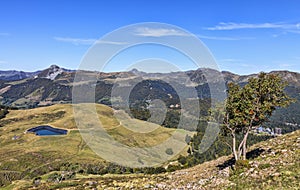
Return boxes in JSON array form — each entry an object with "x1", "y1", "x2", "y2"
[{"x1": 220, "y1": 73, "x2": 294, "y2": 161}]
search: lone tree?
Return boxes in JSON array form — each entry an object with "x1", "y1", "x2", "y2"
[
  {"x1": 0, "y1": 105, "x2": 9, "y2": 120},
  {"x1": 218, "y1": 73, "x2": 294, "y2": 161}
]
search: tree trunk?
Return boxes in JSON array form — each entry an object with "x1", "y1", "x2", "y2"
[
  {"x1": 242, "y1": 129, "x2": 250, "y2": 160},
  {"x1": 232, "y1": 133, "x2": 238, "y2": 161}
]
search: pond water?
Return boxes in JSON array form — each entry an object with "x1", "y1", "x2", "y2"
[{"x1": 27, "y1": 125, "x2": 68, "y2": 136}]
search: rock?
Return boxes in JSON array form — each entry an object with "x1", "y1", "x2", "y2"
[
  {"x1": 218, "y1": 167, "x2": 230, "y2": 177},
  {"x1": 156, "y1": 183, "x2": 166, "y2": 188},
  {"x1": 273, "y1": 172, "x2": 280, "y2": 177},
  {"x1": 144, "y1": 184, "x2": 152, "y2": 188},
  {"x1": 198, "y1": 179, "x2": 208, "y2": 185}
]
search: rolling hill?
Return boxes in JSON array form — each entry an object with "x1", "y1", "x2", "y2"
[{"x1": 0, "y1": 104, "x2": 192, "y2": 187}]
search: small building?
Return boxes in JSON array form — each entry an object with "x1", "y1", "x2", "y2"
[
  {"x1": 256, "y1": 126, "x2": 264, "y2": 133},
  {"x1": 274, "y1": 127, "x2": 282, "y2": 135}
]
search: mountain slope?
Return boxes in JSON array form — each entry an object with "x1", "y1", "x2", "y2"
[
  {"x1": 0, "y1": 70, "x2": 40, "y2": 81},
  {"x1": 7, "y1": 129, "x2": 299, "y2": 189}
]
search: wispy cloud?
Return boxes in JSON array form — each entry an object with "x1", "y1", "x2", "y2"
[
  {"x1": 279, "y1": 63, "x2": 295, "y2": 68},
  {"x1": 197, "y1": 34, "x2": 254, "y2": 41},
  {"x1": 96, "y1": 40, "x2": 128, "y2": 45},
  {"x1": 205, "y1": 22, "x2": 300, "y2": 31},
  {"x1": 134, "y1": 27, "x2": 188, "y2": 37},
  {"x1": 218, "y1": 58, "x2": 245, "y2": 63},
  {"x1": 271, "y1": 58, "x2": 300, "y2": 70},
  {"x1": 218, "y1": 58, "x2": 253, "y2": 67},
  {"x1": 0, "y1": 33, "x2": 10, "y2": 36},
  {"x1": 53, "y1": 37, "x2": 127, "y2": 45},
  {"x1": 287, "y1": 30, "x2": 300, "y2": 34},
  {"x1": 0, "y1": 60, "x2": 8, "y2": 64},
  {"x1": 54, "y1": 37, "x2": 96, "y2": 45}
]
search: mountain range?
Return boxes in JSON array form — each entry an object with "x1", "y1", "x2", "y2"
[{"x1": 0, "y1": 65, "x2": 299, "y2": 132}]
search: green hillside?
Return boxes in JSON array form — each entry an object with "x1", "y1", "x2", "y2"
[{"x1": 0, "y1": 104, "x2": 191, "y2": 187}]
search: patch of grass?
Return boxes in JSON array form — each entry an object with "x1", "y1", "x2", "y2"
[
  {"x1": 258, "y1": 163, "x2": 271, "y2": 170},
  {"x1": 49, "y1": 181, "x2": 81, "y2": 189}
]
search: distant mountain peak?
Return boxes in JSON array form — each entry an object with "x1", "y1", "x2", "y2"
[
  {"x1": 129, "y1": 68, "x2": 145, "y2": 75},
  {"x1": 49, "y1": 64, "x2": 60, "y2": 69},
  {"x1": 37, "y1": 65, "x2": 64, "y2": 80}
]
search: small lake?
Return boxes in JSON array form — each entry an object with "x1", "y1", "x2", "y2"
[{"x1": 27, "y1": 125, "x2": 68, "y2": 136}]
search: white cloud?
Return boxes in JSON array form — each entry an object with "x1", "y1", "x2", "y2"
[
  {"x1": 0, "y1": 60, "x2": 7, "y2": 64},
  {"x1": 53, "y1": 37, "x2": 128, "y2": 45},
  {"x1": 197, "y1": 34, "x2": 254, "y2": 41},
  {"x1": 134, "y1": 27, "x2": 188, "y2": 37},
  {"x1": 205, "y1": 22, "x2": 300, "y2": 31}
]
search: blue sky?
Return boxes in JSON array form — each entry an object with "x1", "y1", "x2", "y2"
[{"x1": 1, "y1": 0, "x2": 300, "y2": 74}]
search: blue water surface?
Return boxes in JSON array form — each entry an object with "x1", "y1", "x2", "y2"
[
  {"x1": 35, "y1": 129, "x2": 64, "y2": 136},
  {"x1": 27, "y1": 125, "x2": 68, "y2": 136}
]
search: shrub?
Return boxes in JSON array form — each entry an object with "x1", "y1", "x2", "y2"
[
  {"x1": 166, "y1": 165, "x2": 181, "y2": 172},
  {"x1": 258, "y1": 163, "x2": 271, "y2": 170},
  {"x1": 165, "y1": 148, "x2": 174, "y2": 155},
  {"x1": 235, "y1": 159, "x2": 250, "y2": 170}
]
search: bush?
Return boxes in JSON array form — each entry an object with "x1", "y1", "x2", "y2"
[
  {"x1": 235, "y1": 159, "x2": 250, "y2": 170},
  {"x1": 47, "y1": 172, "x2": 61, "y2": 183},
  {"x1": 142, "y1": 167, "x2": 166, "y2": 174},
  {"x1": 178, "y1": 155, "x2": 187, "y2": 165},
  {"x1": 47, "y1": 171, "x2": 75, "y2": 183},
  {"x1": 165, "y1": 148, "x2": 174, "y2": 155},
  {"x1": 258, "y1": 163, "x2": 271, "y2": 170},
  {"x1": 166, "y1": 165, "x2": 181, "y2": 172},
  {"x1": 32, "y1": 177, "x2": 41, "y2": 186}
]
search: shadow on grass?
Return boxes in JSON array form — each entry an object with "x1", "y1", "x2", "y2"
[{"x1": 217, "y1": 148, "x2": 265, "y2": 170}]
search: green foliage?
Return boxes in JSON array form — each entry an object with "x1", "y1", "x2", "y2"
[
  {"x1": 178, "y1": 155, "x2": 187, "y2": 165},
  {"x1": 220, "y1": 73, "x2": 294, "y2": 161},
  {"x1": 165, "y1": 148, "x2": 174, "y2": 155},
  {"x1": 0, "y1": 171, "x2": 23, "y2": 187},
  {"x1": 166, "y1": 164, "x2": 181, "y2": 172},
  {"x1": 225, "y1": 73, "x2": 293, "y2": 130},
  {"x1": 235, "y1": 159, "x2": 250, "y2": 169},
  {"x1": 47, "y1": 171, "x2": 75, "y2": 183},
  {"x1": 141, "y1": 167, "x2": 166, "y2": 174},
  {"x1": 0, "y1": 105, "x2": 9, "y2": 122},
  {"x1": 230, "y1": 160, "x2": 250, "y2": 177},
  {"x1": 258, "y1": 163, "x2": 271, "y2": 169}
]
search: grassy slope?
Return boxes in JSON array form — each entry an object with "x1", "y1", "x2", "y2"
[
  {"x1": 0, "y1": 104, "x2": 192, "y2": 188},
  {"x1": 8, "y1": 129, "x2": 299, "y2": 189}
]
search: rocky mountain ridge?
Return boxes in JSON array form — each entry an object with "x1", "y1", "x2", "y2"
[
  {"x1": 1, "y1": 65, "x2": 300, "y2": 84},
  {"x1": 0, "y1": 65, "x2": 299, "y2": 106}
]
